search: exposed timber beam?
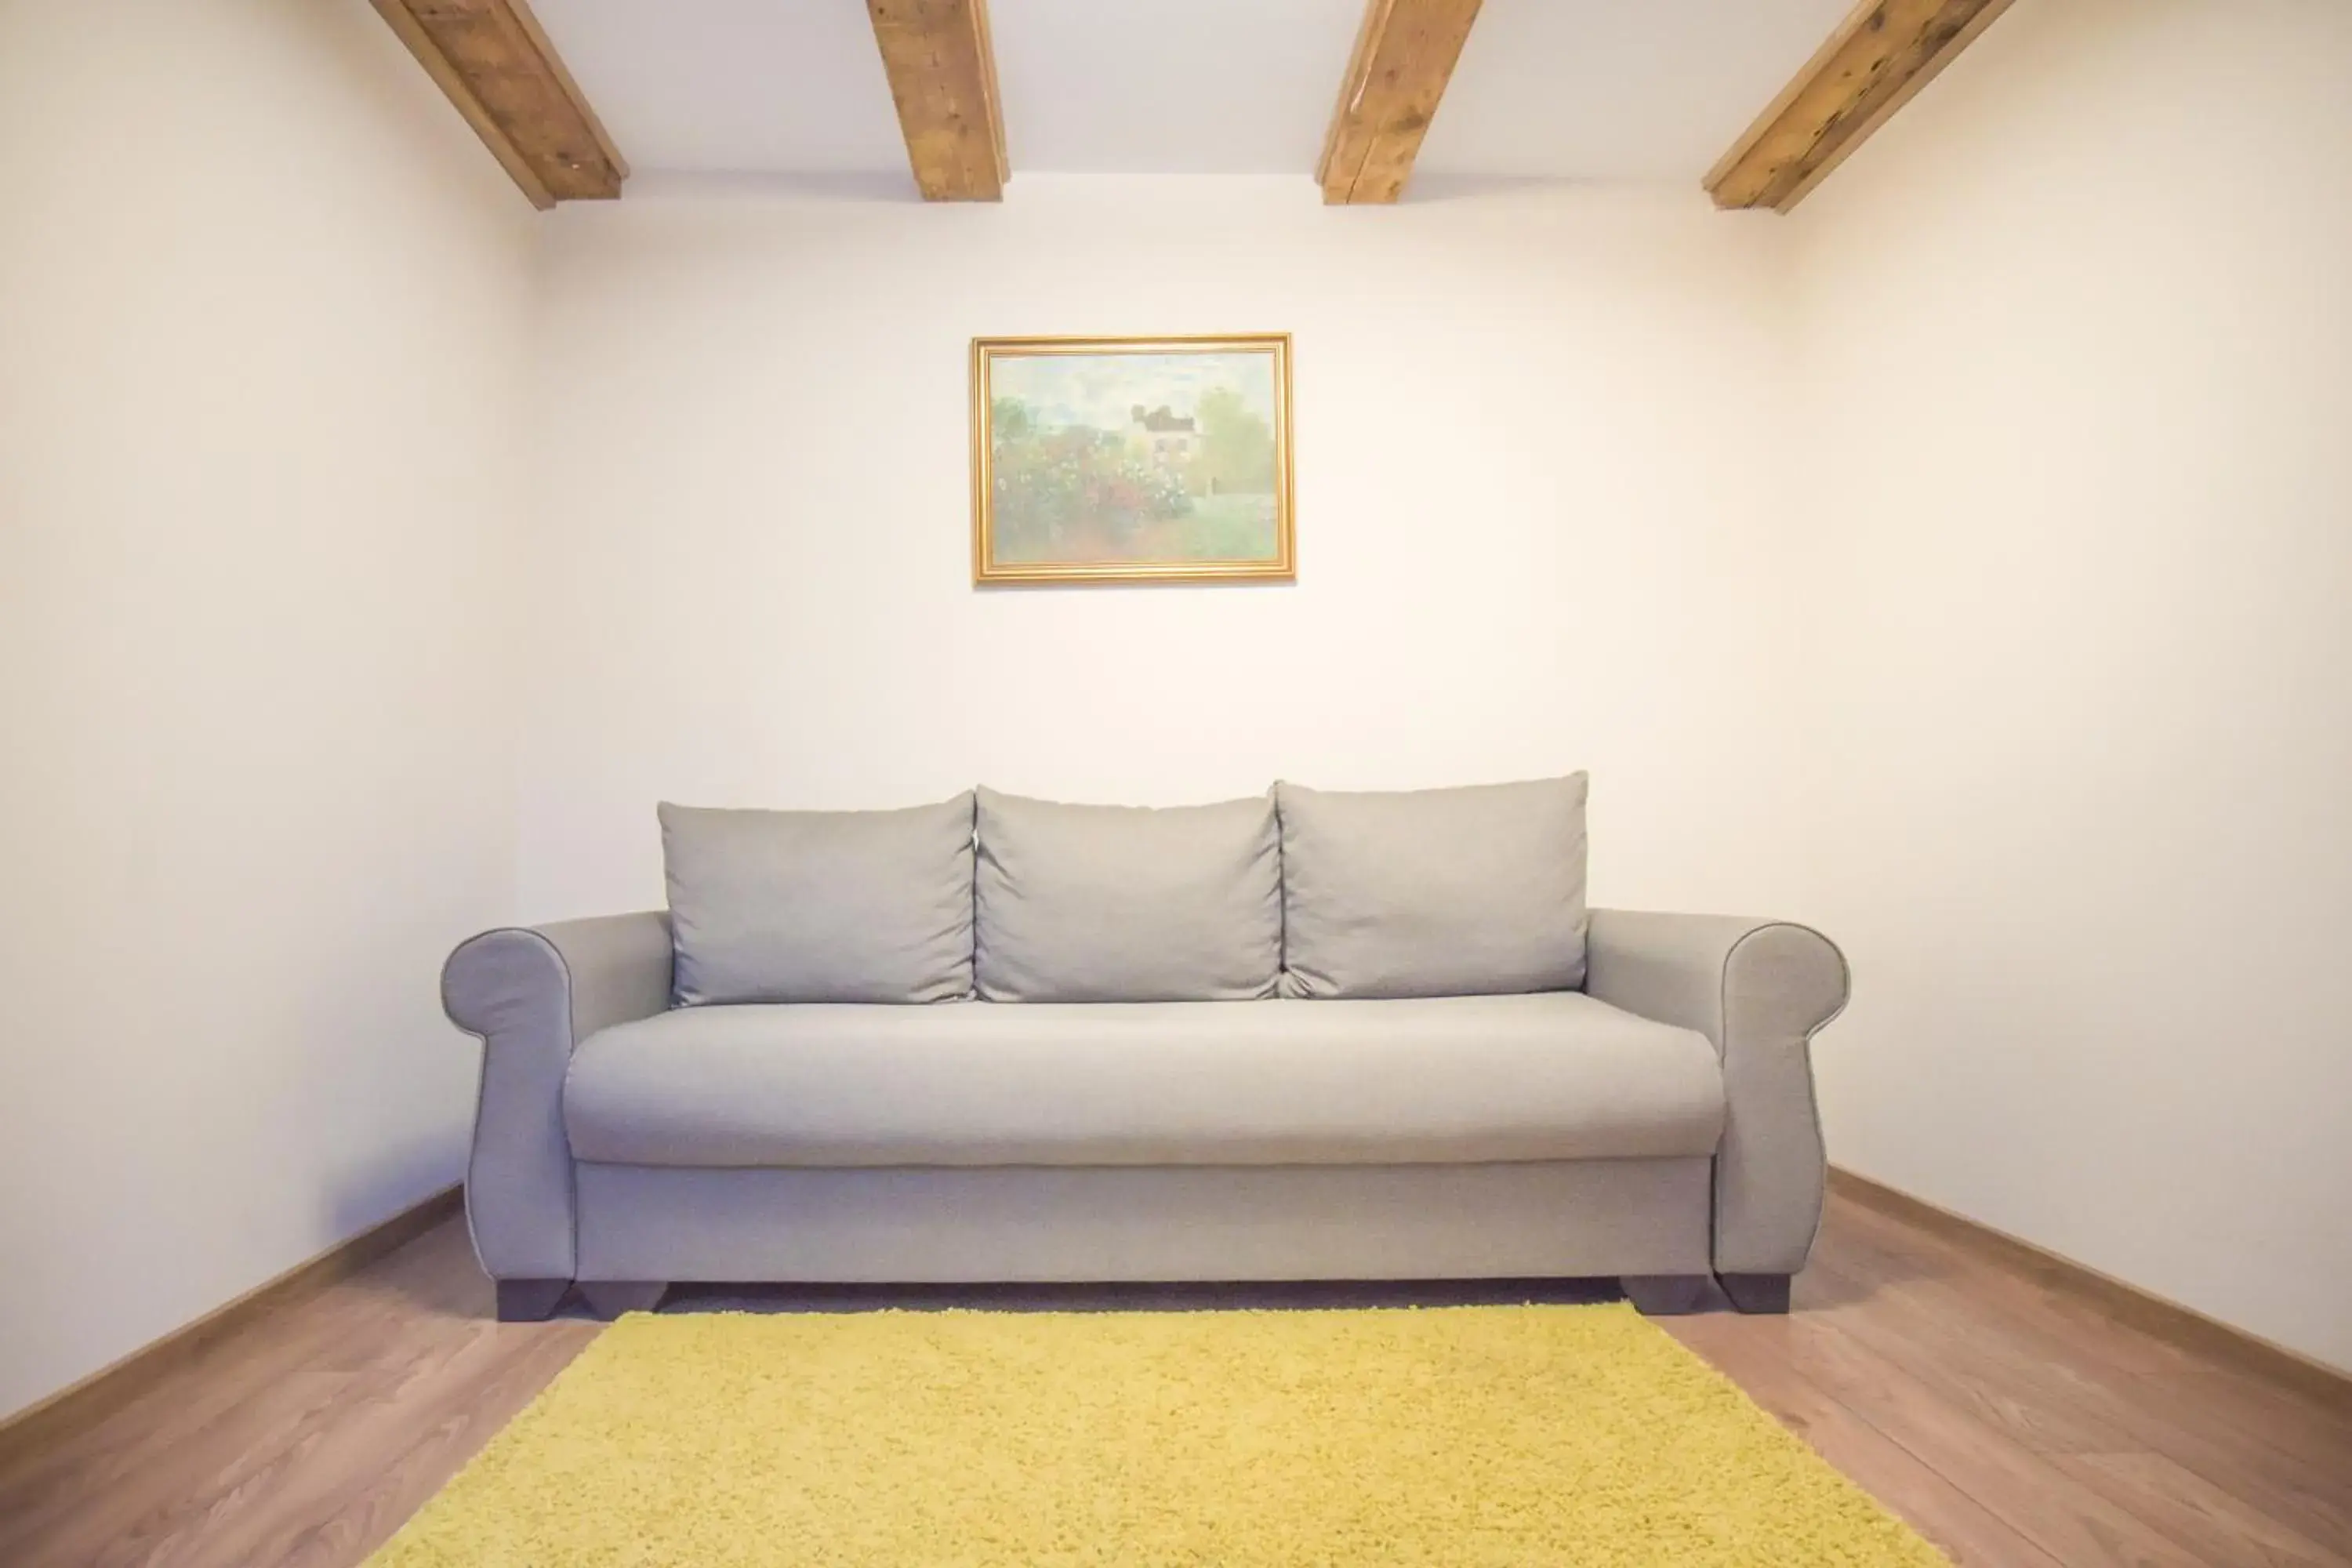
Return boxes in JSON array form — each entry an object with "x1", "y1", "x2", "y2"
[
  {"x1": 1707, "y1": 0, "x2": 2017, "y2": 212},
  {"x1": 1317, "y1": 0, "x2": 1484, "y2": 205},
  {"x1": 370, "y1": 0, "x2": 627, "y2": 209},
  {"x1": 866, "y1": 0, "x2": 1010, "y2": 201}
]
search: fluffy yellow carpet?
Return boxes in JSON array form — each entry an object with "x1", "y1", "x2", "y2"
[{"x1": 368, "y1": 1304, "x2": 1946, "y2": 1566}]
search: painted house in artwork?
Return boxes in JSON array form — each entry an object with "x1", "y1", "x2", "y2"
[{"x1": 1127, "y1": 404, "x2": 1198, "y2": 467}]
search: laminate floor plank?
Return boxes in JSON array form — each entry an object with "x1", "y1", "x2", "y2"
[
  {"x1": 1807, "y1": 1249, "x2": 2352, "y2": 1556},
  {"x1": 1817, "y1": 1203, "x2": 2352, "y2": 1552},
  {"x1": 1795, "y1": 1302, "x2": 2332, "y2": 1567},
  {"x1": 112, "y1": 1327, "x2": 506, "y2": 1568},
  {"x1": 1832, "y1": 1196, "x2": 2352, "y2": 1456},
  {"x1": 31, "y1": 1293, "x2": 484, "y2": 1563},
  {"x1": 185, "y1": 1326, "x2": 594, "y2": 1568},
  {"x1": 1661, "y1": 1311, "x2": 2067, "y2": 1567},
  {"x1": 2052, "y1": 1450, "x2": 2347, "y2": 1568},
  {"x1": 1736, "y1": 1294, "x2": 2205, "y2": 1566},
  {"x1": 3, "y1": 1190, "x2": 2347, "y2": 1568}
]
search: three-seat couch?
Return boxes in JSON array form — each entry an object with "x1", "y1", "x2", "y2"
[{"x1": 443, "y1": 775, "x2": 1847, "y2": 1320}]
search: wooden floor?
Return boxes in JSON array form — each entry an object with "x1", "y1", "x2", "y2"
[{"x1": 4, "y1": 1188, "x2": 2347, "y2": 1567}]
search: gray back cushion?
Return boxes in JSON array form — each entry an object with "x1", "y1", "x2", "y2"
[
  {"x1": 659, "y1": 795, "x2": 975, "y2": 1005},
  {"x1": 1275, "y1": 774, "x2": 1589, "y2": 999},
  {"x1": 975, "y1": 786, "x2": 1281, "y2": 1002}
]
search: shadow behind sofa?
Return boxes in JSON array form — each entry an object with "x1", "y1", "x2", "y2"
[{"x1": 444, "y1": 777, "x2": 1846, "y2": 1321}]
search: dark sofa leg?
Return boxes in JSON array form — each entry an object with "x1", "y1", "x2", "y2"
[
  {"x1": 1718, "y1": 1273, "x2": 1794, "y2": 1314},
  {"x1": 1620, "y1": 1275, "x2": 1711, "y2": 1316},
  {"x1": 495, "y1": 1279, "x2": 571, "y2": 1322},
  {"x1": 578, "y1": 1280, "x2": 669, "y2": 1320}
]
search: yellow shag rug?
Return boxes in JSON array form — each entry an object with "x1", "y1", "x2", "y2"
[{"x1": 368, "y1": 1303, "x2": 1947, "y2": 1566}]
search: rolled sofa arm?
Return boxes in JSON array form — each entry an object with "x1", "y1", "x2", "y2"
[
  {"x1": 1584, "y1": 909, "x2": 1849, "y2": 1277},
  {"x1": 441, "y1": 912, "x2": 672, "y2": 1282}
]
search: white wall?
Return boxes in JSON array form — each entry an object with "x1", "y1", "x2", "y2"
[
  {"x1": 521, "y1": 177, "x2": 1808, "y2": 921},
  {"x1": 0, "y1": 2, "x2": 536, "y2": 1416},
  {"x1": 1791, "y1": 0, "x2": 2352, "y2": 1370}
]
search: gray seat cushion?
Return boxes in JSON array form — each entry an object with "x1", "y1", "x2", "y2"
[
  {"x1": 975, "y1": 786, "x2": 1281, "y2": 1003},
  {"x1": 562, "y1": 993, "x2": 1722, "y2": 1168},
  {"x1": 659, "y1": 795, "x2": 975, "y2": 1006},
  {"x1": 1276, "y1": 775, "x2": 1590, "y2": 999}
]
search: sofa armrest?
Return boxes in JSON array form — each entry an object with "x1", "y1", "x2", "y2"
[
  {"x1": 1584, "y1": 909, "x2": 1849, "y2": 1277},
  {"x1": 442, "y1": 912, "x2": 672, "y2": 1281}
]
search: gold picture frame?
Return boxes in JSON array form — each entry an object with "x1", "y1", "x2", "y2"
[{"x1": 971, "y1": 334, "x2": 1295, "y2": 586}]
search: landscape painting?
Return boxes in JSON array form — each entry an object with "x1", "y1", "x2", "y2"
[{"x1": 971, "y1": 335, "x2": 1294, "y2": 585}]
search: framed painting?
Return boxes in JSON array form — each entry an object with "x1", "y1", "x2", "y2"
[{"x1": 971, "y1": 334, "x2": 1294, "y2": 586}]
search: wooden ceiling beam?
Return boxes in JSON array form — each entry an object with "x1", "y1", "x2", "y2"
[
  {"x1": 1707, "y1": 0, "x2": 2016, "y2": 213},
  {"x1": 371, "y1": 0, "x2": 626, "y2": 209},
  {"x1": 1318, "y1": 0, "x2": 1483, "y2": 205},
  {"x1": 866, "y1": 0, "x2": 1009, "y2": 202}
]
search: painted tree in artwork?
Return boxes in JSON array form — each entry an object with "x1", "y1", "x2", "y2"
[
  {"x1": 990, "y1": 396, "x2": 1033, "y2": 445},
  {"x1": 1189, "y1": 386, "x2": 1277, "y2": 495}
]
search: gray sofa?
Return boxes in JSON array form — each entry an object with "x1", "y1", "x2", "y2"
[{"x1": 443, "y1": 776, "x2": 1847, "y2": 1322}]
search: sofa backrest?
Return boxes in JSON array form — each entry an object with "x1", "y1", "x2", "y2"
[
  {"x1": 1274, "y1": 775, "x2": 1588, "y2": 1000},
  {"x1": 974, "y1": 786, "x2": 1282, "y2": 1004},
  {"x1": 657, "y1": 774, "x2": 1587, "y2": 1005},
  {"x1": 659, "y1": 795, "x2": 976, "y2": 1006}
]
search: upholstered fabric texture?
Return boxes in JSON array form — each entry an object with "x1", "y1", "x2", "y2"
[
  {"x1": 562, "y1": 992, "x2": 1722, "y2": 1169},
  {"x1": 974, "y1": 786, "x2": 1281, "y2": 1002},
  {"x1": 1585, "y1": 910, "x2": 1850, "y2": 1276},
  {"x1": 441, "y1": 912, "x2": 672, "y2": 1281},
  {"x1": 444, "y1": 771, "x2": 1847, "y2": 1298},
  {"x1": 570, "y1": 1160, "x2": 1715, "y2": 1283},
  {"x1": 1276, "y1": 774, "x2": 1590, "y2": 999},
  {"x1": 659, "y1": 795, "x2": 975, "y2": 1005},
  {"x1": 365, "y1": 1305, "x2": 1947, "y2": 1568}
]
